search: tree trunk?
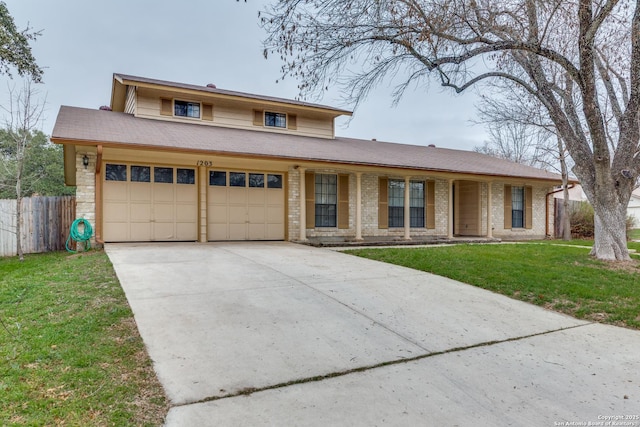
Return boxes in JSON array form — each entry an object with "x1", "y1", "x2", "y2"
[
  {"x1": 590, "y1": 202, "x2": 630, "y2": 261},
  {"x1": 557, "y1": 137, "x2": 572, "y2": 241},
  {"x1": 16, "y1": 182, "x2": 23, "y2": 262}
]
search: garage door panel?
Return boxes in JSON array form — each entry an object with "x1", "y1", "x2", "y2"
[
  {"x1": 153, "y1": 184, "x2": 175, "y2": 202},
  {"x1": 129, "y1": 223, "x2": 152, "y2": 241},
  {"x1": 103, "y1": 222, "x2": 128, "y2": 241},
  {"x1": 266, "y1": 190, "x2": 282, "y2": 204},
  {"x1": 104, "y1": 202, "x2": 128, "y2": 221},
  {"x1": 154, "y1": 204, "x2": 175, "y2": 221},
  {"x1": 176, "y1": 223, "x2": 198, "y2": 240},
  {"x1": 229, "y1": 188, "x2": 247, "y2": 204},
  {"x1": 209, "y1": 206, "x2": 227, "y2": 223},
  {"x1": 103, "y1": 182, "x2": 128, "y2": 201},
  {"x1": 248, "y1": 188, "x2": 265, "y2": 203},
  {"x1": 229, "y1": 206, "x2": 246, "y2": 223},
  {"x1": 177, "y1": 187, "x2": 197, "y2": 202},
  {"x1": 130, "y1": 203, "x2": 151, "y2": 221},
  {"x1": 130, "y1": 183, "x2": 151, "y2": 201},
  {"x1": 248, "y1": 206, "x2": 265, "y2": 222},
  {"x1": 267, "y1": 224, "x2": 284, "y2": 240},
  {"x1": 209, "y1": 224, "x2": 228, "y2": 240},
  {"x1": 267, "y1": 205, "x2": 284, "y2": 223},
  {"x1": 248, "y1": 224, "x2": 265, "y2": 240},
  {"x1": 229, "y1": 224, "x2": 246, "y2": 240},
  {"x1": 176, "y1": 204, "x2": 198, "y2": 221},
  {"x1": 153, "y1": 223, "x2": 175, "y2": 240}
]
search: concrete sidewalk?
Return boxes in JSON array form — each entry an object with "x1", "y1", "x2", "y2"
[{"x1": 105, "y1": 242, "x2": 640, "y2": 426}]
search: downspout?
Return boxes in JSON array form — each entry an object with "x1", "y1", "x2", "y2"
[
  {"x1": 545, "y1": 184, "x2": 576, "y2": 238},
  {"x1": 95, "y1": 145, "x2": 104, "y2": 244}
]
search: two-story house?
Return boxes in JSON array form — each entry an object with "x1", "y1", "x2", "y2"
[{"x1": 51, "y1": 73, "x2": 565, "y2": 244}]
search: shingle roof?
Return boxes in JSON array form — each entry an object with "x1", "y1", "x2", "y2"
[
  {"x1": 52, "y1": 106, "x2": 563, "y2": 182},
  {"x1": 114, "y1": 73, "x2": 352, "y2": 116}
]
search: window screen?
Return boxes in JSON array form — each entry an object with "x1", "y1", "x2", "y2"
[{"x1": 315, "y1": 174, "x2": 337, "y2": 227}]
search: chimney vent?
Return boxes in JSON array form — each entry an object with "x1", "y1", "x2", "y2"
[
  {"x1": 206, "y1": 83, "x2": 217, "y2": 89},
  {"x1": 428, "y1": 144, "x2": 436, "y2": 147}
]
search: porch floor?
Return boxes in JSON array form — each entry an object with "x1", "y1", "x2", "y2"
[{"x1": 301, "y1": 235, "x2": 502, "y2": 248}]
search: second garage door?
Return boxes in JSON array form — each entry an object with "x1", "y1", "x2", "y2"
[{"x1": 207, "y1": 170, "x2": 285, "y2": 240}]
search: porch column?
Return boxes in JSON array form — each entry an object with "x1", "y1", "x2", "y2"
[
  {"x1": 355, "y1": 172, "x2": 363, "y2": 241},
  {"x1": 487, "y1": 181, "x2": 493, "y2": 238},
  {"x1": 448, "y1": 179, "x2": 454, "y2": 238},
  {"x1": 404, "y1": 176, "x2": 411, "y2": 240},
  {"x1": 299, "y1": 167, "x2": 307, "y2": 241}
]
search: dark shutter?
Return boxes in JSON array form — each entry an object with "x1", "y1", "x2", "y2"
[
  {"x1": 378, "y1": 177, "x2": 388, "y2": 229},
  {"x1": 305, "y1": 172, "x2": 315, "y2": 228},
  {"x1": 160, "y1": 98, "x2": 172, "y2": 116},
  {"x1": 338, "y1": 174, "x2": 349, "y2": 229},
  {"x1": 504, "y1": 185, "x2": 512, "y2": 229},
  {"x1": 525, "y1": 186, "x2": 533, "y2": 229},
  {"x1": 202, "y1": 103, "x2": 213, "y2": 121},
  {"x1": 426, "y1": 180, "x2": 436, "y2": 229},
  {"x1": 288, "y1": 114, "x2": 297, "y2": 130},
  {"x1": 253, "y1": 110, "x2": 263, "y2": 126}
]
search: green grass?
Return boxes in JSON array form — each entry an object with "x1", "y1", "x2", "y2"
[
  {"x1": 347, "y1": 242, "x2": 640, "y2": 329},
  {"x1": 0, "y1": 251, "x2": 167, "y2": 426},
  {"x1": 629, "y1": 228, "x2": 640, "y2": 241}
]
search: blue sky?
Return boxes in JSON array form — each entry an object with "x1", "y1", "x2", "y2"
[{"x1": 3, "y1": 0, "x2": 487, "y2": 150}]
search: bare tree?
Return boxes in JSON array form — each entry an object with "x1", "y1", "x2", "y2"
[
  {"x1": 474, "y1": 84, "x2": 574, "y2": 240},
  {"x1": 1, "y1": 81, "x2": 45, "y2": 260},
  {"x1": 262, "y1": 0, "x2": 640, "y2": 261}
]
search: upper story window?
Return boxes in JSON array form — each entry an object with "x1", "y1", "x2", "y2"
[
  {"x1": 265, "y1": 111, "x2": 286, "y2": 128},
  {"x1": 174, "y1": 100, "x2": 201, "y2": 118}
]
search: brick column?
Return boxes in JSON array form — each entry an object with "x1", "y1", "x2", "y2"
[
  {"x1": 299, "y1": 167, "x2": 307, "y2": 242},
  {"x1": 404, "y1": 176, "x2": 411, "y2": 240},
  {"x1": 487, "y1": 181, "x2": 493, "y2": 238},
  {"x1": 448, "y1": 179, "x2": 454, "y2": 238},
  {"x1": 355, "y1": 172, "x2": 363, "y2": 241}
]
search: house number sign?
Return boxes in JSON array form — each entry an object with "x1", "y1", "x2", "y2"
[{"x1": 196, "y1": 160, "x2": 213, "y2": 167}]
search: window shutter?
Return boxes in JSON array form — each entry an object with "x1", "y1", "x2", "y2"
[
  {"x1": 426, "y1": 180, "x2": 436, "y2": 229},
  {"x1": 160, "y1": 98, "x2": 172, "y2": 116},
  {"x1": 305, "y1": 172, "x2": 315, "y2": 228},
  {"x1": 338, "y1": 174, "x2": 349, "y2": 229},
  {"x1": 504, "y1": 185, "x2": 512, "y2": 229},
  {"x1": 202, "y1": 103, "x2": 213, "y2": 121},
  {"x1": 525, "y1": 186, "x2": 533, "y2": 229},
  {"x1": 253, "y1": 110, "x2": 263, "y2": 126},
  {"x1": 378, "y1": 177, "x2": 388, "y2": 229},
  {"x1": 288, "y1": 114, "x2": 297, "y2": 130}
]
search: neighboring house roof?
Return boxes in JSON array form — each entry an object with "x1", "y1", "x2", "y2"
[
  {"x1": 112, "y1": 73, "x2": 353, "y2": 117},
  {"x1": 52, "y1": 106, "x2": 564, "y2": 182}
]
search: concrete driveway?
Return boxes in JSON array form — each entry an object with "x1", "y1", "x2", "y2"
[{"x1": 105, "y1": 242, "x2": 640, "y2": 426}]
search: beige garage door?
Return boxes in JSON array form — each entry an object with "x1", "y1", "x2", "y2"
[
  {"x1": 208, "y1": 170, "x2": 285, "y2": 240},
  {"x1": 103, "y1": 163, "x2": 198, "y2": 242}
]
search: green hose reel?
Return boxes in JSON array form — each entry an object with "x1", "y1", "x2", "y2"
[{"x1": 66, "y1": 218, "x2": 93, "y2": 253}]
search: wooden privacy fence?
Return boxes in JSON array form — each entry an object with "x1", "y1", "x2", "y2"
[{"x1": 0, "y1": 196, "x2": 76, "y2": 257}]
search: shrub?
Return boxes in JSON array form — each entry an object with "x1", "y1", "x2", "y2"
[{"x1": 569, "y1": 201, "x2": 636, "y2": 240}]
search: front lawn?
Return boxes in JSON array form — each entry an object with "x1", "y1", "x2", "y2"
[
  {"x1": 347, "y1": 242, "x2": 640, "y2": 329},
  {"x1": 0, "y1": 251, "x2": 168, "y2": 426}
]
